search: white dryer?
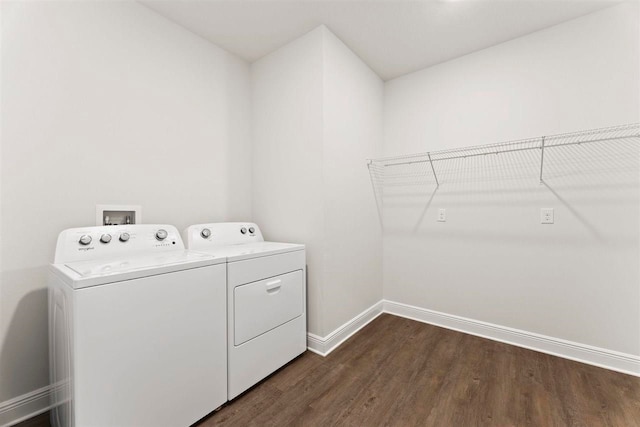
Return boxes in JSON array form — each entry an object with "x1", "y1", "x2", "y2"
[
  {"x1": 183, "y1": 223, "x2": 306, "y2": 399},
  {"x1": 49, "y1": 225, "x2": 227, "y2": 427}
]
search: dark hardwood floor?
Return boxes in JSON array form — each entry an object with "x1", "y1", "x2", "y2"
[
  {"x1": 12, "y1": 413, "x2": 50, "y2": 427},
  {"x1": 17, "y1": 314, "x2": 640, "y2": 427}
]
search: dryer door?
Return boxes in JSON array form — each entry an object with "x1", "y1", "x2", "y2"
[{"x1": 234, "y1": 270, "x2": 304, "y2": 345}]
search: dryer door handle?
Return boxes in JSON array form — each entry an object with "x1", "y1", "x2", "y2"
[{"x1": 265, "y1": 279, "x2": 282, "y2": 293}]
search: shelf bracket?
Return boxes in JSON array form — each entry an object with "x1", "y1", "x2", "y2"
[
  {"x1": 539, "y1": 136, "x2": 546, "y2": 184},
  {"x1": 427, "y1": 153, "x2": 439, "y2": 187}
]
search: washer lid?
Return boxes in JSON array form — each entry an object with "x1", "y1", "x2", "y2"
[
  {"x1": 193, "y1": 241, "x2": 304, "y2": 262},
  {"x1": 53, "y1": 250, "x2": 224, "y2": 289}
]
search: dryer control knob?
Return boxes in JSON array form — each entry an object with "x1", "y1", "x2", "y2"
[
  {"x1": 100, "y1": 234, "x2": 112, "y2": 244},
  {"x1": 79, "y1": 235, "x2": 92, "y2": 246},
  {"x1": 240, "y1": 227, "x2": 247, "y2": 235},
  {"x1": 119, "y1": 232, "x2": 130, "y2": 242},
  {"x1": 248, "y1": 227, "x2": 255, "y2": 234},
  {"x1": 155, "y1": 229, "x2": 168, "y2": 241},
  {"x1": 201, "y1": 228, "x2": 211, "y2": 239}
]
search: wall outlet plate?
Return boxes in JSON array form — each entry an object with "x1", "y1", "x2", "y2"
[
  {"x1": 438, "y1": 208, "x2": 446, "y2": 222},
  {"x1": 96, "y1": 204, "x2": 142, "y2": 226},
  {"x1": 541, "y1": 208, "x2": 554, "y2": 224}
]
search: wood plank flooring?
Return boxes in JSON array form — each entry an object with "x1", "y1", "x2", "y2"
[{"x1": 16, "y1": 314, "x2": 640, "y2": 427}]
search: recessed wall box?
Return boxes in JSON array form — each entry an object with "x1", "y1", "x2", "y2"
[{"x1": 96, "y1": 205, "x2": 142, "y2": 226}]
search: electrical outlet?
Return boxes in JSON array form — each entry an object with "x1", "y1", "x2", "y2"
[
  {"x1": 438, "y1": 208, "x2": 446, "y2": 222},
  {"x1": 541, "y1": 208, "x2": 554, "y2": 224}
]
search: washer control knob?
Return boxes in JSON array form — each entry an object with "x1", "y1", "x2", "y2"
[
  {"x1": 248, "y1": 227, "x2": 255, "y2": 234},
  {"x1": 100, "y1": 234, "x2": 112, "y2": 244},
  {"x1": 240, "y1": 227, "x2": 247, "y2": 235},
  {"x1": 119, "y1": 232, "x2": 130, "y2": 242},
  {"x1": 79, "y1": 235, "x2": 92, "y2": 246},
  {"x1": 201, "y1": 228, "x2": 211, "y2": 239},
  {"x1": 155, "y1": 229, "x2": 168, "y2": 241}
]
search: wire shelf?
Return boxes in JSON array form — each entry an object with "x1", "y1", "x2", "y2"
[{"x1": 367, "y1": 123, "x2": 640, "y2": 219}]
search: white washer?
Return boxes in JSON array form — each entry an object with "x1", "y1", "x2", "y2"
[
  {"x1": 183, "y1": 223, "x2": 306, "y2": 400},
  {"x1": 49, "y1": 225, "x2": 227, "y2": 427}
]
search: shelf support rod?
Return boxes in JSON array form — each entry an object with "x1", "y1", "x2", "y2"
[
  {"x1": 366, "y1": 160, "x2": 383, "y2": 228},
  {"x1": 539, "y1": 136, "x2": 546, "y2": 184},
  {"x1": 427, "y1": 153, "x2": 439, "y2": 187}
]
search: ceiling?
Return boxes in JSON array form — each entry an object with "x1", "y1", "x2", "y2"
[{"x1": 141, "y1": 0, "x2": 620, "y2": 81}]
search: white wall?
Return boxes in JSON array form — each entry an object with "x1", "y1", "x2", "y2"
[
  {"x1": 383, "y1": 3, "x2": 640, "y2": 356},
  {"x1": 0, "y1": 0, "x2": 251, "y2": 411},
  {"x1": 252, "y1": 26, "x2": 383, "y2": 337},
  {"x1": 321, "y1": 28, "x2": 383, "y2": 335}
]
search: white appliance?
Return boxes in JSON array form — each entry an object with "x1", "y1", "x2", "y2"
[
  {"x1": 49, "y1": 224, "x2": 227, "y2": 427},
  {"x1": 183, "y1": 223, "x2": 306, "y2": 399}
]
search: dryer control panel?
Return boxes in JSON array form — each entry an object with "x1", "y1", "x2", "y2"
[
  {"x1": 54, "y1": 224, "x2": 184, "y2": 264},
  {"x1": 183, "y1": 222, "x2": 264, "y2": 249}
]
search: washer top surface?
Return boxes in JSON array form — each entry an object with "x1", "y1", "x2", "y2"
[
  {"x1": 52, "y1": 224, "x2": 224, "y2": 289},
  {"x1": 183, "y1": 223, "x2": 304, "y2": 262}
]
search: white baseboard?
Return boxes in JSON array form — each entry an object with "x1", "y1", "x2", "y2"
[
  {"x1": 307, "y1": 301, "x2": 384, "y2": 356},
  {"x1": 383, "y1": 300, "x2": 640, "y2": 377},
  {"x1": 307, "y1": 299, "x2": 640, "y2": 377},
  {"x1": 0, "y1": 385, "x2": 52, "y2": 427}
]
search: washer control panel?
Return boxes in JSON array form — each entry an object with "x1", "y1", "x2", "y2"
[
  {"x1": 54, "y1": 224, "x2": 184, "y2": 264},
  {"x1": 183, "y1": 222, "x2": 264, "y2": 249}
]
